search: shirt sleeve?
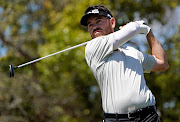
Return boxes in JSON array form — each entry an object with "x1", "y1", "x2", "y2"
[
  {"x1": 142, "y1": 52, "x2": 156, "y2": 73},
  {"x1": 113, "y1": 22, "x2": 140, "y2": 50}
]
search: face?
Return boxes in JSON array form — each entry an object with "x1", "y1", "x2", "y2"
[{"x1": 87, "y1": 15, "x2": 115, "y2": 39}]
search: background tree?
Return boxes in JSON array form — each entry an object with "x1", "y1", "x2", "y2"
[{"x1": 0, "y1": 0, "x2": 180, "y2": 121}]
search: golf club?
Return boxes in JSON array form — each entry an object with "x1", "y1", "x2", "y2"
[{"x1": 9, "y1": 41, "x2": 89, "y2": 77}]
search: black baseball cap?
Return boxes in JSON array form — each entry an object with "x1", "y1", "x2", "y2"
[{"x1": 80, "y1": 5, "x2": 113, "y2": 26}]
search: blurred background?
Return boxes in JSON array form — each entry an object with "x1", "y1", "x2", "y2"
[{"x1": 0, "y1": 0, "x2": 180, "y2": 121}]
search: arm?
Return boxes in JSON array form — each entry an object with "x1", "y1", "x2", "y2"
[
  {"x1": 147, "y1": 30, "x2": 169, "y2": 71},
  {"x1": 113, "y1": 22, "x2": 140, "y2": 50},
  {"x1": 113, "y1": 20, "x2": 151, "y2": 50}
]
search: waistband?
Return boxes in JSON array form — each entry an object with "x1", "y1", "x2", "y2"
[{"x1": 104, "y1": 105, "x2": 156, "y2": 119}]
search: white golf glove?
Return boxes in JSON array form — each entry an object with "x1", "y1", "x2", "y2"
[{"x1": 135, "y1": 20, "x2": 151, "y2": 35}]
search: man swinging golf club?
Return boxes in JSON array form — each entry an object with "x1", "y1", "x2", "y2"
[{"x1": 80, "y1": 5, "x2": 169, "y2": 121}]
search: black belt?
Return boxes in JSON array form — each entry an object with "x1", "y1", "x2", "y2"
[{"x1": 104, "y1": 106, "x2": 156, "y2": 119}]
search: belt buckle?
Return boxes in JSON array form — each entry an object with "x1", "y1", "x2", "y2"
[{"x1": 128, "y1": 112, "x2": 135, "y2": 119}]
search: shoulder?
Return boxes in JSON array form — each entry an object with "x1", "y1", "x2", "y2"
[
  {"x1": 85, "y1": 36, "x2": 113, "y2": 54},
  {"x1": 85, "y1": 37, "x2": 100, "y2": 53}
]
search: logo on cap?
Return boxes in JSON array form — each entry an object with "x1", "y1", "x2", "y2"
[{"x1": 87, "y1": 9, "x2": 99, "y2": 14}]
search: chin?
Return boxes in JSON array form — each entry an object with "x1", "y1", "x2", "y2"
[{"x1": 92, "y1": 34, "x2": 104, "y2": 39}]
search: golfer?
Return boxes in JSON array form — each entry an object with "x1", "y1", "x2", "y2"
[{"x1": 80, "y1": 5, "x2": 169, "y2": 122}]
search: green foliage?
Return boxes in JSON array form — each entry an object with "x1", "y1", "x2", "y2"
[{"x1": 0, "y1": 0, "x2": 180, "y2": 121}]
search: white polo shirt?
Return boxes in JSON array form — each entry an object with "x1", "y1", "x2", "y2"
[{"x1": 85, "y1": 22, "x2": 156, "y2": 114}]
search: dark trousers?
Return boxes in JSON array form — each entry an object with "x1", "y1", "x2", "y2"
[{"x1": 104, "y1": 106, "x2": 161, "y2": 122}]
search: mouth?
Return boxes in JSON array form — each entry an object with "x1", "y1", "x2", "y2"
[
  {"x1": 94, "y1": 30, "x2": 100, "y2": 33},
  {"x1": 93, "y1": 28, "x2": 102, "y2": 33},
  {"x1": 94, "y1": 30, "x2": 102, "y2": 34}
]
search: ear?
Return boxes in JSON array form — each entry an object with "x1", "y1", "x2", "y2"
[{"x1": 110, "y1": 17, "x2": 116, "y2": 29}]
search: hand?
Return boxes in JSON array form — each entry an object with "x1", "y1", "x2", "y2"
[{"x1": 135, "y1": 20, "x2": 151, "y2": 35}]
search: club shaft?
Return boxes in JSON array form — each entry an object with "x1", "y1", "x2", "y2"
[{"x1": 17, "y1": 41, "x2": 89, "y2": 68}]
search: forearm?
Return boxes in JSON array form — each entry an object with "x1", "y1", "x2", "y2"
[
  {"x1": 113, "y1": 22, "x2": 140, "y2": 50},
  {"x1": 147, "y1": 30, "x2": 169, "y2": 71}
]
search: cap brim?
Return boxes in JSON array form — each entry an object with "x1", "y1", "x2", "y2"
[
  {"x1": 80, "y1": 12, "x2": 110, "y2": 26},
  {"x1": 80, "y1": 13, "x2": 96, "y2": 26}
]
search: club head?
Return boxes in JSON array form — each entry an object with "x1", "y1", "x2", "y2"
[{"x1": 9, "y1": 64, "x2": 15, "y2": 77}]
